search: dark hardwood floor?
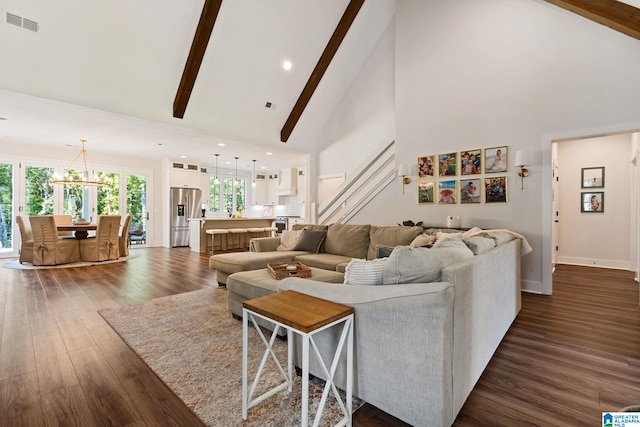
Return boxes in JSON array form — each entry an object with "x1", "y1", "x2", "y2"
[{"x1": 0, "y1": 250, "x2": 638, "y2": 426}]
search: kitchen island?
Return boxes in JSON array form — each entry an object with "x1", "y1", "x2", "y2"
[{"x1": 188, "y1": 218, "x2": 275, "y2": 253}]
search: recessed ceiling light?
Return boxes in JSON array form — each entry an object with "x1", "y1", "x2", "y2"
[
  {"x1": 261, "y1": 166, "x2": 266, "y2": 170},
  {"x1": 266, "y1": 152, "x2": 273, "y2": 156},
  {"x1": 225, "y1": 161, "x2": 231, "y2": 165},
  {"x1": 283, "y1": 60, "x2": 292, "y2": 71},
  {"x1": 217, "y1": 143, "x2": 225, "y2": 147},
  {"x1": 180, "y1": 155, "x2": 187, "y2": 159}
]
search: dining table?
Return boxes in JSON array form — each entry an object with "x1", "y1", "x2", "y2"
[{"x1": 56, "y1": 223, "x2": 97, "y2": 239}]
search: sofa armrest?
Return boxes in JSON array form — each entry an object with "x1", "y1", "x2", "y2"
[
  {"x1": 277, "y1": 279, "x2": 455, "y2": 426},
  {"x1": 250, "y1": 237, "x2": 281, "y2": 252}
]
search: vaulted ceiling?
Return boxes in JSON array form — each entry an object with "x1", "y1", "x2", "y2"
[
  {"x1": 0, "y1": 0, "x2": 394, "y2": 170},
  {"x1": 0, "y1": 0, "x2": 637, "y2": 171}
]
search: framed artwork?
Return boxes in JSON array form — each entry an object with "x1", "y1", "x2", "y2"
[
  {"x1": 485, "y1": 176, "x2": 508, "y2": 203},
  {"x1": 460, "y1": 149, "x2": 482, "y2": 175},
  {"x1": 417, "y1": 181, "x2": 435, "y2": 204},
  {"x1": 417, "y1": 155, "x2": 436, "y2": 178},
  {"x1": 484, "y1": 146, "x2": 508, "y2": 173},
  {"x1": 581, "y1": 167, "x2": 605, "y2": 188},
  {"x1": 581, "y1": 191, "x2": 604, "y2": 213},
  {"x1": 438, "y1": 152, "x2": 457, "y2": 177},
  {"x1": 438, "y1": 180, "x2": 457, "y2": 204},
  {"x1": 460, "y1": 178, "x2": 481, "y2": 204}
]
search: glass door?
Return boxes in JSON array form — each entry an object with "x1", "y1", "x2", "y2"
[
  {"x1": 126, "y1": 173, "x2": 148, "y2": 246},
  {"x1": 0, "y1": 162, "x2": 15, "y2": 255}
]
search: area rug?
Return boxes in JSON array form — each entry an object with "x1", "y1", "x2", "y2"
[
  {"x1": 99, "y1": 287, "x2": 363, "y2": 426},
  {"x1": 2, "y1": 253, "x2": 139, "y2": 270}
]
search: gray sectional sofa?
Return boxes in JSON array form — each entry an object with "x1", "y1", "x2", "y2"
[{"x1": 208, "y1": 223, "x2": 526, "y2": 426}]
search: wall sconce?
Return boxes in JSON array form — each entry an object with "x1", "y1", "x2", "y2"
[
  {"x1": 514, "y1": 150, "x2": 530, "y2": 190},
  {"x1": 398, "y1": 163, "x2": 410, "y2": 194}
]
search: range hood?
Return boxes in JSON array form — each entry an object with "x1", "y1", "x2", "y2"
[{"x1": 275, "y1": 168, "x2": 298, "y2": 196}]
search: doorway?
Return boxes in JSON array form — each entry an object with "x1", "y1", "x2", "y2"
[{"x1": 544, "y1": 127, "x2": 640, "y2": 294}]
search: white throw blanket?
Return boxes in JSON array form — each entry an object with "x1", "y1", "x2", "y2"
[{"x1": 462, "y1": 227, "x2": 533, "y2": 256}]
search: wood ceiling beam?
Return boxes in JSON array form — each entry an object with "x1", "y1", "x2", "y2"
[
  {"x1": 280, "y1": 0, "x2": 365, "y2": 142},
  {"x1": 543, "y1": 0, "x2": 640, "y2": 41},
  {"x1": 173, "y1": 0, "x2": 223, "y2": 119}
]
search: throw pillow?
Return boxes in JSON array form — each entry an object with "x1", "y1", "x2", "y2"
[
  {"x1": 462, "y1": 236, "x2": 496, "y2": 255},
  {"x1": 410, "y1": 233, "x2": 437, "y2": 248},
  {"x1": 276, "y1": 230, "x2": 303, "y2": 251},
  {"x1": 376, "y1": 244, "x2": 395, "y2": 258},
  {"x1": 434, "y1": 232, "x2": 464, "y2": 247},
  {"x1": 344, "y1": 258, "x2": 388, "y2": 285},
  {"x1": 383, "y1": 241, "x2": 474, "y2": 285},
  {"x1": 293, "y1": 230, "x2": 327, "y2": 253}
]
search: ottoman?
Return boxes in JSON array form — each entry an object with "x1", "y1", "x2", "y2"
[{"x1": 227, "y1": 267, "x2": 345, "y2": 335}]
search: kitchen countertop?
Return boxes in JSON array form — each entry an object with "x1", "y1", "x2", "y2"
[{"x1": 189, "y1": 217, "x2": 275, "y2": 221}]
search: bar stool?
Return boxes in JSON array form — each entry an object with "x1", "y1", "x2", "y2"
[
  {"x1": 263, "y1": 226, "x2": 278, "y2": 237},
  {"x1": 246, "y1": 227, "x2": 265, "y2": 244},
  {"x1": 206, "y1": 229, "x2": 229, "y2": 253},
  {"x1": 227, "y1": 228, "x2": 248, "y2": 251}
]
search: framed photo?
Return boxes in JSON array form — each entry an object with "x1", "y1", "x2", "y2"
[
  {"x1": 460, "y1": 149, "x2": 482, "y2": 175},
  {"x1": 460, "y1": 178, "x2": 481, "y2": 204},
  {"x1": 417, "y1": 155, "x2": 436, "y2": 178},
  {"x1": 417, "y1": 181, "x2": 435, "y2": 204},
  {"x1": 581, "y1": 167, "x2": 605, "y2": 188},
  {"x1": 581, "y1": 191, "x2": 604, "y2": 213},
  {"x1": 438, "y1": 152, "x2": 458, "y2": 177},
  {"x1": 438, "y1": 180, "x2": 458, "y2": 204},
  {"x1": 484, "y1": 146, "x2": 508, "y2": 173},
  {"x1": 485, "y1": 176, "x2": 508, "y2": 203}
]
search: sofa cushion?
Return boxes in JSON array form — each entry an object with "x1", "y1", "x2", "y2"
[
  {"x1": 294, "y1": 253, "x2": 354, "y2": 271},
  {"x1": 209, "y1": 250, "x2": 307, "y2": 275},
  {"x1": 277, "y1": 230, "x2": 303, "y2": 251},
  {"x1": 383, "y1": 240, "x2": 474, "y2": 285},
  {"x1": 366, "y1": 225, "x2": 424, "y2": 260},
  {"x1": 344, "y1": 258, "x2": 388, "y2": 285},
  {"x1": 293, "y1": 230, "x2": 327, "y2": 253},
  {"x1": 325, "y1": 223, "x2": 371, "y2": 258},
  {"x1": 291, "y1": 224, "x2": 329, "y2": 232}
]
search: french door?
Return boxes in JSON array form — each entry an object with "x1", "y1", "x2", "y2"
[{"x1": 0, "y1": 158, "x2": 151, "y2": 258}]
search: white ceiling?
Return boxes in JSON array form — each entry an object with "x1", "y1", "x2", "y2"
[{"x1": 0, "y1": 0, "x2": 395, "y2": 171}]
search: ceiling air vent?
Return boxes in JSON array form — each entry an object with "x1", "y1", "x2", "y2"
[{"x1": 6, "y1": 12, "x2": 39, "y2": 32}]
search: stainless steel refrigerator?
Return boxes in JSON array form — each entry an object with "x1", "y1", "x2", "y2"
[{"x1": 170, "y1": 187, "x2": 202, "y2": 247}]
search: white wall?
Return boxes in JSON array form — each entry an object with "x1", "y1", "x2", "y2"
[
  {"x1": 557, "y1": 134, "x2": 632, "y2": 269},
  {"x1": 313, "y1": 0, "x2": 640, "y2": 293}
]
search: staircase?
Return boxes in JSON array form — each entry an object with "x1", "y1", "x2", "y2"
[{"x1": 313, "y1": 140, "x2": 396, "y2": 225}]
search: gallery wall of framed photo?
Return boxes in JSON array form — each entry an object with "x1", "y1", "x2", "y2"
[{"x1": 416, "y1": 146, "x2": 509, "y2": 205}]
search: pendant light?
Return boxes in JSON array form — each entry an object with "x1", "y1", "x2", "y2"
[
  {"x1": 52, "y1": 139, "x2": 111, "y2": 186},
  {"x1": 252, "y1": 160, "x2": 257, "y2": 188},
  {"x1": 234, "y1": 156, "x2": 239, "y2": 187},
  {"x1": 214, "y1": 154, "x2": 220, "y2": 184}
]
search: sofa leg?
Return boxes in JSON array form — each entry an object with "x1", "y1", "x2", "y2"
[
  {"x1": 232, "y1": 313, "x2": 242, "y2": 321},
  {"x1": 217, "y1": 281, "x2": 226, "y2": 288}
]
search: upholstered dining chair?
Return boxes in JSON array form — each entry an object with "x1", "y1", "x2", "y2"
[
  {"x1": 16, "y1": 215, "x2": 34, "y2": 264},
  {"x1": 29, "y1": 216, "x2": 81, "y2": 266},
  {"x1": 79, "y1": 215, "x2": 121, "y2": 262},
  {"x1": 53, "y1": 214, "x2": 74, "y2": 238},
  {"x1": 119, "y1": 214, "x2": 132, "y2": 257}
]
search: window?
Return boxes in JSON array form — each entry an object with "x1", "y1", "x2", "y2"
[
  {"x1": 209, "y1": 177, "x2": 221, "y2": 212},
  {"x1": 97, "y1": 172, "x2": 120, "y2": 215},
  {"x1": 212, "y1": 177, "x2": 245, "y2": 215}
]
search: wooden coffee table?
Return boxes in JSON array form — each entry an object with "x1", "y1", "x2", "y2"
[{"x1": 242, "y1": 290, "x2": 354, "y2": 426}]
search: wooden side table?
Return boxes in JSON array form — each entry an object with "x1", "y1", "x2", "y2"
[{"x1": 242, "y1": 290, "x2": 354, "y2": 426}]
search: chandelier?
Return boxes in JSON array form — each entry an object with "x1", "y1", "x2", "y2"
[{"x1": 52, "y1": 139, "x2": 111, "y2": 186}]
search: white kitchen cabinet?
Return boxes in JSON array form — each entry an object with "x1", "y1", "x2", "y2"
[
  {"x1": 253, "y1": 174, "x2": 268, "y2": 205},
  {"x1": 296, "y1": 168, "x2": 306, "y2": 204},
  {"x1": 170, "y1": 170, "x2": 201, "y2": 188},
  {"x1": 267, "y1": 172, "x2": 279, "y2": 205}
]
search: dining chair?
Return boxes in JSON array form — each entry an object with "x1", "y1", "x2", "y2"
[
  {"x1": 29, "y1": 216, "x2": 81, "y2": 265},
  {"x1": 79, "y1": 215, "x2": 121, "y2": 262},
  {"x1": 16, "y1": 215, "x2": 34, "y2": 264},
  {"x1": 53, "y1": 214, "x2": 74, "y2": 238},
  {"x1": 119, "y1": 214, "x2": 132, "y2": 257}
]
